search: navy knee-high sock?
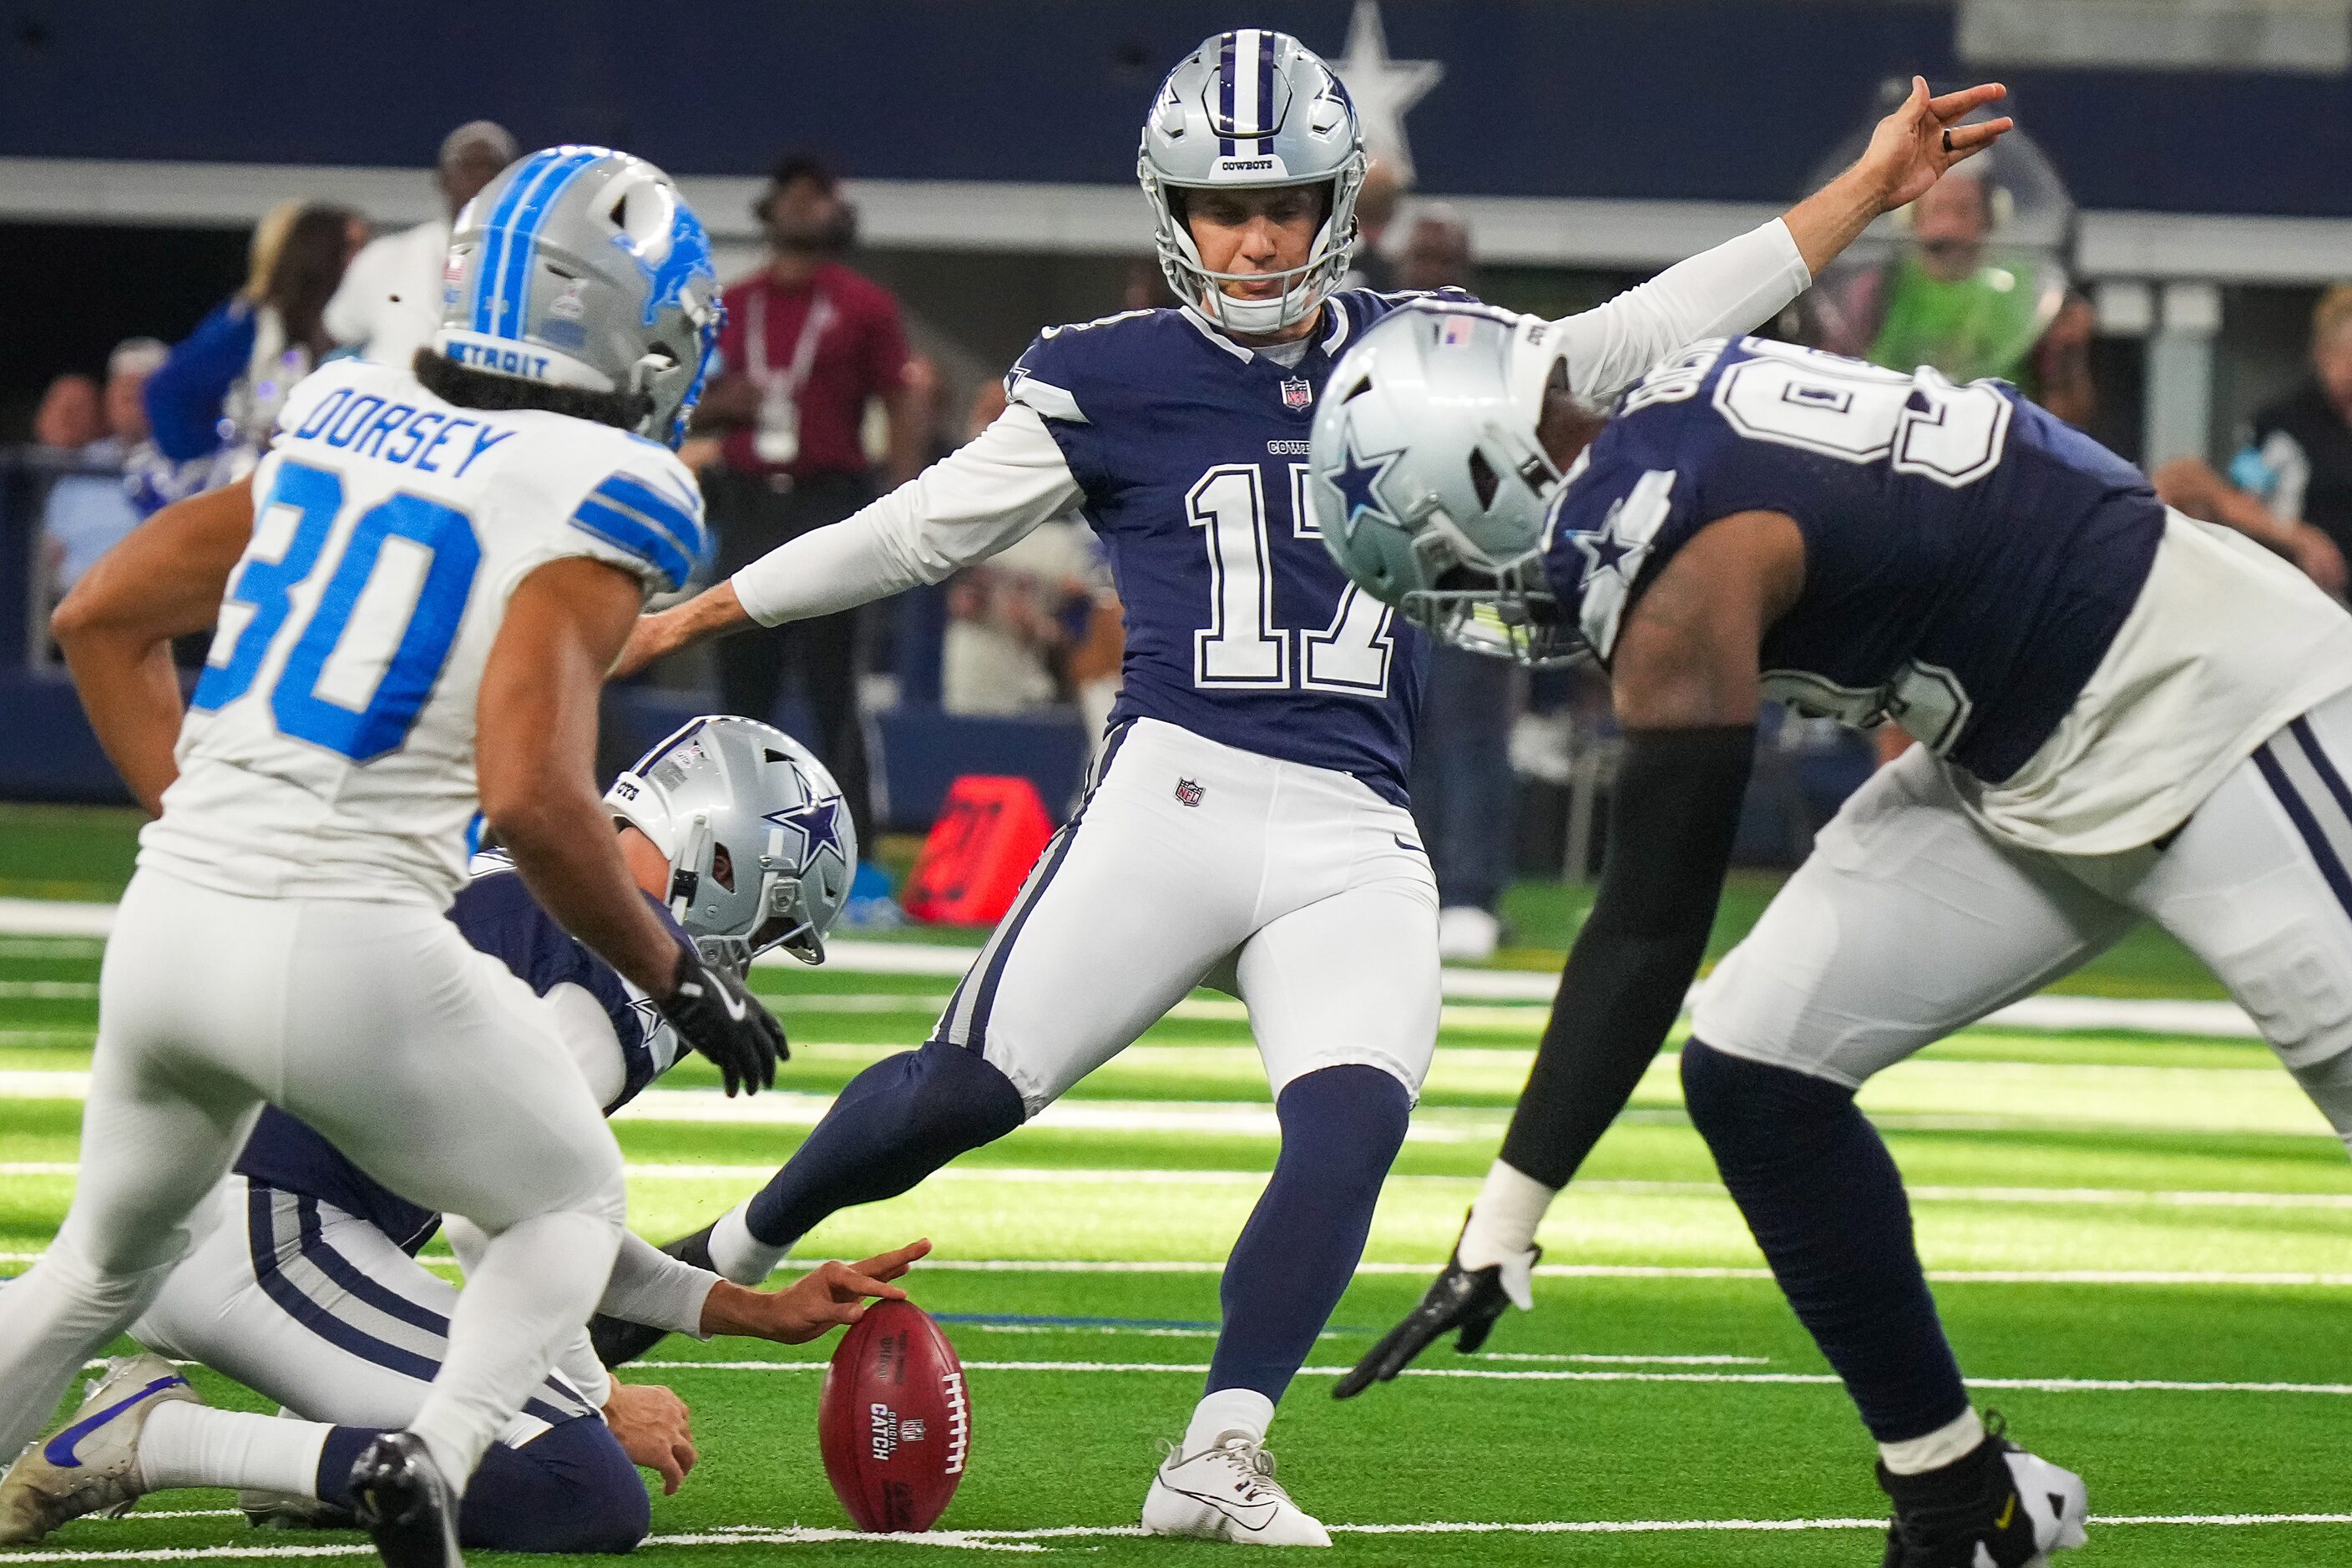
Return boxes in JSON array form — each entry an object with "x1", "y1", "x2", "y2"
[
  {"x1": 745, "y1": 1040, "x2": 1026, "y2": 1249},
  {"x1": 320, "y1": 1415, "x2": 649, "y2": 1552},
  {"x1": 1206, "y1": 1064, "x2": 1412, "y2": 1402},
  {"x1": 1680, "y1": 1039, "x2": 1969, "y2": 1442}
]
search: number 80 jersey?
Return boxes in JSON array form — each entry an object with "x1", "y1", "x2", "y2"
[
  {"x1": 140, "y1": 358, "x2": 705, "y2": 907},
  {"x1": 1545, "y1": 337, "x2": 2165, "y2": 785}
]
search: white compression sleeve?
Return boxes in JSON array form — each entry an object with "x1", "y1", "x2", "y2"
[
  {"x1": 729, "y1": 402, "x2": 1085, "y2": 626},
  {"x1": 1543, "y1": 219, "x2": 1813, "y2": 412},
  {"x1": 599, "y1": 1230, "x2": 721, "y2": 1338}
]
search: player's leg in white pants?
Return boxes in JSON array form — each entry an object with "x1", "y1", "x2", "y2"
[
  {"x1": 125, "y1": 1178, "x2": 647, "y2": 1553},
  {"x1": 0, "y1": 871, "x2": 277, "y2": 1461},
  {"x1": 712, "y1": 719, "x2": 1283, "y2": 1280},
  {"x1": 2066, "y1": 688, "x2": 2352, "y2": 1148},
  {"x1": 1191, "y1": 770, "x2": 1439, "y2": 1444},
  {"x1": 262, "y1": 898, "x2": 625, "y2": 1493},
  {"x1": 1687, "y1": 746, "x2": 2139, "y2": 1460}
]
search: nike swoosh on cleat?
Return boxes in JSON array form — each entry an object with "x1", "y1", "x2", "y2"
[
  {"x1": 43, "y1": 1376, "x2": 186, "y2": 1468},
  {"x1": 1166, "y1": 1485, "x2": 1279, "y2": 1531},
  {"x1": 1992, "y1": 1494, "x2": 2016, "y2": 1530}
]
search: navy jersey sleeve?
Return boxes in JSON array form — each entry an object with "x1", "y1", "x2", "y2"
[
  {"x1": 448, "y1": 862, "x2": 670, "y2": 1108},
  {"x1": 1005, "y1": 311, "x2": 1157, "y2": 503},
  {"x1": 1540, "y1": 438, "x2": 1697, "y2": 667}
]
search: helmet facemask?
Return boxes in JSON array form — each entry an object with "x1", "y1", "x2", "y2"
[{"x1": 1145, "y1": 157, "x2": 1367, "y2": 336}]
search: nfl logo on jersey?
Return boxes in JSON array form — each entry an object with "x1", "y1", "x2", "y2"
[
  {"x1": 1281, "y1": 377, "x2": 1313, "y2": 410},
  {"x1": 1174, "y1": 778, "x2": 1206, "y2": 807}
]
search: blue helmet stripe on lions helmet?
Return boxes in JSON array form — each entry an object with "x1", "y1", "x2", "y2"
[{"x1": 488, "y1": 147, "x2": 604, "y2": 341}]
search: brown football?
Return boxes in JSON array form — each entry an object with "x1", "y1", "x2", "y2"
[{"x1": 817, "y1": 1298, "x2": 971, "y2": 1532}]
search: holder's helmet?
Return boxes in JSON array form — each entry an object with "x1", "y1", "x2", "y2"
[
  {"x1": 1139, "y1": 30, "x2": 1367, "y2": 336},
  {"x1": 1308, "y1": 301, "x2": 1587, "y2": 666},
  {"x1": 436, "y1": 146, "x2": 721, "y2": 449},
  {"x1": 605, "y1": 718, "x2": 857, "y2": 969}
]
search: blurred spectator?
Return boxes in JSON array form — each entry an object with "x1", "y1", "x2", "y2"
[
  {"x1": 2177, "y1": 285, "x2": 2352, "y2": 590},
  {"x1": 2149, "y1": 287, "x2": 2352, "y2": 596},
  {"x1": 1342, "y1": 159, "x2": 1404, "y2": 291},
  {"x1": 1823, "y1": 171, "x2": 2095, "y2": 427},
  {"x1": 937, "y1": 376, "x2": 1114, "y2": 721},
  {"x1": 41, "y1": 340, "x2": 167, "y2": 599},
  {"x1": 30, "y1": 374, "x2": 101, "y2": 453},
  {"x1": 1397, "y1": 206, "x2": 1473, "y2": 293},
  {"x1": 693, "y1": 154, "x2": 927, "y2": 849},
  {"x1": 144, "y1": 201, "x2": 363, "y2": 498},
  {"x1": 1396, "y1": 209, "x2": 1516, "y2": 961},
  {"x1": 1121, "y1": 258, "x2": 1178, "y2": 312},
  {"x1": 326, "y1": 119, "x2": 517, "y2": 370}
]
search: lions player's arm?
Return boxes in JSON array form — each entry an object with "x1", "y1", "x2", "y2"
[
  {"x1": 51, "y1": 476, "x2": 257, "y2": 814},
  {"x1": 1492, "y1": 513, "x2": 1803, "y2": 1190},
  {"x1": 477, "y1": 558, "x2": 695, "y2": 999}
]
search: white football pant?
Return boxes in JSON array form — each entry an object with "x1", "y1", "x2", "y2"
[
  {"x1": 0, "y1": 871, "x2": 625, "y2": 1488},
  {"x1": 1697, "y1": 687, "x2": 2352, "y2": 1141},
  {"x1": 934, "y1": 718, "x2": 1442, "y2": 1112}
]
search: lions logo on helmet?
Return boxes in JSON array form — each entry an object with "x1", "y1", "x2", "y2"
[
  {"x1": 606, "y1": 718, "x2": 858, "y2": 967},
  {"x1": 436, "y1": 146, "x2": 722, "y2": 451}
]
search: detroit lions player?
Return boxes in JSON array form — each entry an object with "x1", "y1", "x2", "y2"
[
  {"x1": 0, "y1": 720, "x2": 926, "y2": 1554},
  {"x1": 5, "y1": 149, "x2": 786, "y2": 1568},
  {"x1": 612, "y1": 36, "x2": 2009, "y2": 1542},
  {"x1": 1316, "y1": 309, "x2": 2352, "y2": 1565}
]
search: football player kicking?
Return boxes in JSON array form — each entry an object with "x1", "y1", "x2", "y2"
[
  {"x1": 1, "y1": 149, "x2": 787, "y2": 1568},
  {"x1": 1315, "y1": 307, "x2": 2352, "y2": 1565},
  {"x1": 601, "y1": 29, "x2": 2009, "y2": 1545},
  {"x1": 0, "y1": 719, "x2": 926, "y2": 1553}
]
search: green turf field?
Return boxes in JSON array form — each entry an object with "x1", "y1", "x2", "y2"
[{"x1": 0, "y1": 804, "x2": 2345, "y2": 1565}]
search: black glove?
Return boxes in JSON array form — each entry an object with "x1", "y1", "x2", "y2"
[
  {"x1": 655, "y1": 941, "x2": 786, "y2": 1097},
  {"x1": 1333, "y1": 1224, "x2": 1539, "y2": 1399}
]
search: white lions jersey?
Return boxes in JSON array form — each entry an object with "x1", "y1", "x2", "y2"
[{"x1": 139, "y1": 357, "x2": 706, "y2": 907}]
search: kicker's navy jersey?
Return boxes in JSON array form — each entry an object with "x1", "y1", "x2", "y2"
[
  {"x1": 1010, "y1": 290, "x2": 1469, "y2": 803},
  {"x1": 1545, "y1": 337, "x2": 2163, "y2": 783},
  {"x1": 233, "y1": 857, "x2": 679, "y2": 1251}
]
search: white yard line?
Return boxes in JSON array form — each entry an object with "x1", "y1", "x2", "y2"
[
  {"x1": 0, "y1": 900, "x2": 2265, "y2": 1035},
  {"x1": 23, "y1": 1511, "x2": 2352, "y2": 1560},
  {"x1": 627, "y1": 1357, "x2": 2352, "y2": 1396},
  {"x1": 15, "y1": 1147, "x2": 2352, "y2": 1217}
]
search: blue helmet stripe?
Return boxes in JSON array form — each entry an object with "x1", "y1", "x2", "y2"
[
  {"x1": 469, "y1": 149, "x2": 566, "y2": 336},
  {"x1": 491, "y1": 148, "x2": 604, "y2": 341},
  {"x1": 1217, "y1": 30, "x2": 1237, "y2": 157},
  {"x1": 1257, "y1": 33, "x2": 1277, "y2": 152}
]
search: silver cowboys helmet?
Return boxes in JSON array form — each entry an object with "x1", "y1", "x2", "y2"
[
  {"x1": 435, "y1": 145, "x2": 721, "y2": 449},
  {"x1": 1308, "y1": 301, "x2": 1586, "y2": 665},
  {"x1": 1139, "y1": 29, "x2": 1367, "y2": 336},
  {"x1": 605, "y1": 717, "x2": 858, "y2": 969}
]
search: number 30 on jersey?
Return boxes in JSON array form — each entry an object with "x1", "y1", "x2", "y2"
[
  {"x1": 192, "y1": 460, "x2": 479, "y2": 762},
  {"x1": 1187, "y1": 461, "x2": 1393, "y2": 696}
]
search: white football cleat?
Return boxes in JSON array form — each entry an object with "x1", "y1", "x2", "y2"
[
  {"x1": 1141, "y1": 1434, "x2": 1331, "y2": 1547},
  {"x1": 0, "y1": 1353, "x2": 199, "y2": 1544}
]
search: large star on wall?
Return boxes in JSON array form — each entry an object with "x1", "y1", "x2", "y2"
[{"x1": 1328, "y1": 1, "x2": 1444, "y2": 185}]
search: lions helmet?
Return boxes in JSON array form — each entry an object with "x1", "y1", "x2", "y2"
[
  {"x1": 436, "y1": 145, "x2": 721, "y2": 449},
  {"x1": 606, "y1": 717, "x2": 857, "y2": 969},
  {"x1": 1308, "y1": 301, "x2": 1586, "y2": 665},
  {"x1": 1139, "y1": 30, "x2": 1367, "y2": 336}
]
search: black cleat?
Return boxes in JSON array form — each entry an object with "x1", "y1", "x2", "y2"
[
  {"x1": 348, "y1": 1432, "x2": 460, "y2": 1568},
  {"x1": 589, "y1": 1223, "x2": 716, "y2": 1367},
  {"x1": 1879, "y1": 1417, "x2": 2089, "y2": 1567},
  {"x1": 1333, "y1": 1216, "x2": 1537, "y2": 1399}
]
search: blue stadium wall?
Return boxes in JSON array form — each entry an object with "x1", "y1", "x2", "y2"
[{"x1": 0, "y1": 0, "x2": 2342, "y2": 217}]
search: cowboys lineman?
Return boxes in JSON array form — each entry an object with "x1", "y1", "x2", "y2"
[
  {"x1": 611, "y1": 33, "x2": 2009, "y2": 1543},
  {"x1": 1314, "y1": 308, "x2": 2352, "y2": 1564},
  {"x1": 5, "y1": 149, "x2": 787, "y2": 1568},
  {"x1": 0, "y1": 720, "x2": 926, "y2": 1554}
]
